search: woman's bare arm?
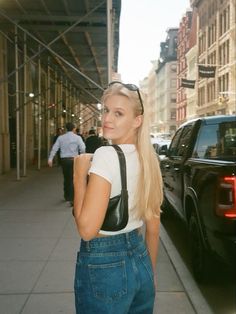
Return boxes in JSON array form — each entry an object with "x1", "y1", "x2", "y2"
[
  {"x1": 73, "y1": 154, "x2": 111, "y2": 240},
  {"x1": 145, "y1": 215, "x2": 160, "y2": 288}
]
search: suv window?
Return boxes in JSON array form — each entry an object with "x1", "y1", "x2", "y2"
[
  {"x1": 168, "y1": 129, "x2": 182, "y2": 157},
  {"x1": 168, "y1": 125, "x2": 193, "y2": 157},
  {"x1": 176, "y1": 125, "x2": 193, "y2": 156},
  {"x1": 193, "y1": 121, "x2": 236, "y2": 160}
]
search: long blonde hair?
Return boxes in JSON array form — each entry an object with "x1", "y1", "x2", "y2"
[{"x1": 102, "y1": 83, "x2": 163, "y2": 220}]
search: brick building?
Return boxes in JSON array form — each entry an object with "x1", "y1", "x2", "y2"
[{"x1": 176, "y1": 10, "x2": 193, "y2": 126}]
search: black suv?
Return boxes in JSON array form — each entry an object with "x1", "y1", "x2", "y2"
[{"x1": 160, "y1": 115, "x2": 236, "y2": 280}]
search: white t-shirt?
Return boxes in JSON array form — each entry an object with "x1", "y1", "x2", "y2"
[{"x1": 89, "y1": 144, "x2": 143, "y2": 235}]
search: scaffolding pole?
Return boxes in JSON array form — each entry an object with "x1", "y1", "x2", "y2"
[
  {"x1": 47, "y1": 59, "x2": 51, "y2": 156},
  {"x1": 23, "y1": 32, "x2": 27, "y2": 176},
  {"x1": 37, "y1": 50, "x2": 41, "y2": 170},
  {"x1": 55, "y1": 70, "x2": 58, "y2": 129},
  {"x1": 15, "y1": 26, "x2": 20, "y2": 180}
]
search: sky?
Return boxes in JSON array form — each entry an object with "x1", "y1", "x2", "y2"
[{"x1": 118, "y1": 0, "x2": 190, "y2": 85}]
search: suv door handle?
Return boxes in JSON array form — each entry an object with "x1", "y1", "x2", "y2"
[
  {"x1": 164, "y1": 164, "x2": 170, "y2": 169},
  {"x1": 174, "y1": 167, "x2": 180, "y2": 171}
]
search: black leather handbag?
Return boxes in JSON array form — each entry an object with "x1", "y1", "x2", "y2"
[{"x1": 101, "y1": 145, "x2": 129, "y2": 231}]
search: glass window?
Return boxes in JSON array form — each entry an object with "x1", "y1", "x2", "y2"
[
  {"x1": 193, "y1": 125, "x2": 218, "y2": 158},
  {"x1": 168, "y1": 125, "x2": 193, "y2": 157},
  {"x1": 176, "y1": 125, "x2": 193, "y2": 156},
  {"x1": 193, "y1": 121, "x2": 236, "y2": 160},
  {"x1": 171, "y1": 110, "x2": 176, "y2": 120},
  {"x1": 168, "y1": 129, "x2": 182, "y2": 157}
]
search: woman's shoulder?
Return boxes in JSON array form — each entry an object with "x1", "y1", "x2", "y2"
[
  {"x1": 89, "y1": 146, "x2": 116, "y2": 180},
  {"x1": 94, "y1": 145, "x2": 114, "y2": 154},
  {"x1": 93, "y1": 145, "x2": 116, "y2": 161},
  {"x1": 95, "y1": 144, "x2": 136, "y2": 155}
]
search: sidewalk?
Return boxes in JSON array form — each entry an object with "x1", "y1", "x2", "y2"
[{"x1": 0, "y1": 166, "x2": 213, "y2": 314}]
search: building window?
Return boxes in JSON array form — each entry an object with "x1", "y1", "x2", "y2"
[
  {"x1": 199, "y1": 9, "x2": 208, "y2": 29},
  {"x1": 219, "y1": 5, "x2": 230, "y2": 36},
  {"x1": 207, "y1": 50, "x2": 216, "y2": 65},
  {"x1": 171, "y1": 110, "x2": 176, "y2": 120},
  {"x1": 198, "y1": 86, "x2": 205, "y2": 107},
  {"x1": 207, "y1": 80, "x2": 216, "y2": 102},
  {"x1": 170, "y1": 79, "x2": 177, "y2": 88},
  {"x1": 171, "y1": 93, "x2": 176, "y2": 103},
  {"x1": 208, "y1": 20, "x2": 217, "y2": 47},
  {"x1": 218, "y1": 73, "x2": 229, "y2": 92},
  {"x1": 199, "y1": 32, "x2": 206, "y2": 55},
  {"x1": 219, "y1": 40, "x2": 230, "y2": 65}
]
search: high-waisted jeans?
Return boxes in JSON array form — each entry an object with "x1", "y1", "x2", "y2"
[{"x1": 74, "y1": 229, "x2": 155, "y2": 314}]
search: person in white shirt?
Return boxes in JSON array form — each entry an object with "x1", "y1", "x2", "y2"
[
  {"x1": 73, "y1": 82, "x2": 163, "y2": 313},
  {"x1": 48, "y1": 122, "x2": 85, "y2": 205}
]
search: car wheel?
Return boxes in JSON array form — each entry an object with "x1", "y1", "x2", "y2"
[{"x1": 189, "y1": 212, "x2": 208, "y2": 282}]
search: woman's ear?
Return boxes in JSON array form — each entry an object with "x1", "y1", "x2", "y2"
[{"x1": 133, "y1": 115, "x2": 143, "y2": 129}]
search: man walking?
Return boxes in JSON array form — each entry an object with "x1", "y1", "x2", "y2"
[
  {"x1": 48, "y1": 122, "x2": 85, "y2": 205},
  {"x1": 85, "y1": 129, "x2": 102, "y2": 153}
]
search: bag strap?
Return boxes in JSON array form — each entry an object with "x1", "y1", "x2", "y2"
[{"x1": 111, "y1": 145, "x2": 127, "y2": 191}]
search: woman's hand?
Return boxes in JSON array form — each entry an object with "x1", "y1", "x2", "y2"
[{"x1": 74, "y1": 154, "x2": 93, "y2": 180}]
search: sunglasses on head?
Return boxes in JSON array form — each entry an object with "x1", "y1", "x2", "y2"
[{"x1": 108, "y1": 81, "x2": 144, "y2": 115}]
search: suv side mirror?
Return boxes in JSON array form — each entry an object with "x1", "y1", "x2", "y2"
[{"x1": 159, "y1": 145, "x2": 168, "y2": 155}]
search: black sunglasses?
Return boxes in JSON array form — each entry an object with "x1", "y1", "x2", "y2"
[{"x1": 108, "y1": 81, "x2": 144, "y2": 115}]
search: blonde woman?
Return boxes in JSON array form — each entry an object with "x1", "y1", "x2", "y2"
[{"x1": 73, "y1": 81, "x2": 163, "y2": 314}]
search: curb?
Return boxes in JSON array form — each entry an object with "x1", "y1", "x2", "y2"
[{"x1": 160, "y1": 224, "x2": 214, "y2": 314}]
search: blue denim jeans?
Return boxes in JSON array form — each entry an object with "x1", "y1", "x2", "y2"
[{"x1": 74, "y1": 229, "x2": 155, "y2": 314}]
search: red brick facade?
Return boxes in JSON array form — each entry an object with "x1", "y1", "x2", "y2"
[{"x1": 176, "y1": 11, "x2": 194, "y2": 125}]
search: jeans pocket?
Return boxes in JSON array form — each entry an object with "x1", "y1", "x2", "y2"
[
  {"x1": 88, "y1": 260, "x2": 127, "y2": 303},
  {"x1": 139, "y1": 249, "x2": 154, "y2": 283}
]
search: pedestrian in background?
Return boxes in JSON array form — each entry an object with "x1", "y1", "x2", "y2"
[
  {"x1": 48, "y1": 122, "x2": 85, "y2": 206},
  {"x1": 53, "y1": 127, "x2": 63, "y2": 144},
  {"x1": 73, "y1": 81, "x2": 163, "y2": 313},
  {"x1": 76, "y1": 128, "x2": 85, "y2": 143},
  {"x1": 85, "y1": 129, "x2": 102, "y2": 153},
  {"x1": 52, "y1": 127, "x2": 63, "y2": 165}
]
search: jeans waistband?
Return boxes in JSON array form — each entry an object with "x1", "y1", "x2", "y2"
[{"x1": 80, "y1": 229, "x2": 142, "y2": 252}]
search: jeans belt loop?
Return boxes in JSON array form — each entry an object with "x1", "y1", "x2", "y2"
[
  {"x1": 86, "y1": 241, "x2": 90, "y2": 252},
  {"x1": 125, "y1": 232, "x2": 132, "y2": 249}
]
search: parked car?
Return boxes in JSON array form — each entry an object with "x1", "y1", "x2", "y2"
[
  {"x1": 160, "y1": 115, "x2": 236, "y2": 281},
  {"x1": 152, "y1": 140, "x2": 171, "y2": 161}
]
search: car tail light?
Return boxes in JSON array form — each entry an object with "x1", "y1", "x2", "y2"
[{"x1": 216, "y1": 176, "x2": 236, "y2": 218}]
